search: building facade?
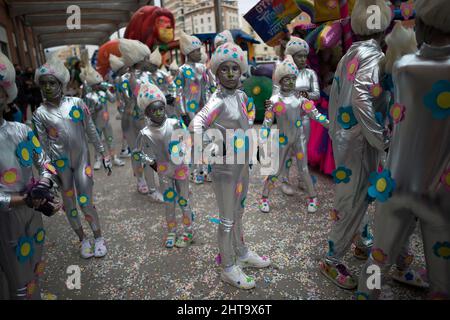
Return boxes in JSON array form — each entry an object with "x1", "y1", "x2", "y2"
[
  {"x1": 163, "y1": 0, "x2": 239, "y2": 38},
  {"x1": 0, "y1": 0, "x2": 45, "y2": 68}
]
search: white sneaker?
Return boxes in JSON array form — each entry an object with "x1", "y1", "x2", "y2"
[
  {"x1": 392, "y1": 268, "x2": 429, "y2": 289},
  {"x1": 113, "y1": 156, "x2": 125, "y2": 167},
  {"x1": 281, "y1": 182, "x2": 295, "y2": 196},
  {"x1": 94, "y1": 237, "x2": 107, "y2": 258},
  {"x1": 307, "y1": 197, "x2": 318, "y2": 213},
  {"x1": 204, "y1": 172, "x2": 212, "y2": 182},
  {"x1": 220, "y1": 265, "x2": 255, "y2": 290},
  {"x1": 237, "y1": 250, "x2": 271, "y2": 268},
  {"x1": 80, "y1": 238, "x2": 94, "y2": 259},
  {"x1": 148, "y1": 190, "x2": 164, "y2": 203},
  {"x1": 93, "y1": 158, "x2": 102, "y2": 170},
  {"x1": 259, "y1": 198, "x2": 270, "y2": 213},
  {"x1": 120, "y1": 149, "x2": 131, "y2": 158}
]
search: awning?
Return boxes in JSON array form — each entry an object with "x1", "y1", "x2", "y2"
[{"x1": 5, "y1": 0, "x2": 153, "y2": 48}]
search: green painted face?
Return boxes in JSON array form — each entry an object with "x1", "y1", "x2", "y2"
[
  {"x1": 39, "y1": 74, "x2": 62, "y2": 101},
  {"x1": 216, "y1": 61, "x2": 241, "y2": 90},
  {"x1": 145, "y1": 100, "x2": 166, "y2": 125}
]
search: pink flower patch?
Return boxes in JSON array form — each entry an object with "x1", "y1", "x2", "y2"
[
  {"x1": 174, "y1": 165, "x2": 188, "y2": 180},
  {"x1": 157, "y1": 162, "x2": 169, "y2": 174},
  {"x1": 370, "y1": 83, "x2": 383, "y2": 98},
  {"x1": 346, "y1": 57, "x2": 359, "y2": 82},
  {"x1": 400, "y1": 2, "x2": 414, "y2": 20},
  {"x1": 1, "y1": 168, "x2": 19, "y2": 186},
  {"x1": 390, "y1": 103, "x2": 406, "y2": 124},
  {"x1": 302, "y1": 100, "x2": 315, "y2": 113},
  {"x1": 0, "y1": 63, "x2": 6, "y2": 71},
  {"x1": 273, "y1": 101, "x2": 286, "y2": 115}
]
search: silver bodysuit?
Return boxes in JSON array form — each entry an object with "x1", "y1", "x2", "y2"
[
  {"x1": 0, "y1": 120, "x2": 56, "y2": 299},
  {"x1": 32, "y1": 96, "x2": 105, "y2": 233}
]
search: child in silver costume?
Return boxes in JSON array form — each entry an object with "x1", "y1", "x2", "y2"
[
  {"x1": 81, "y1": 65, "x2": 125, "y2": 169},
  {"x1": 33, "y1": 55, "x2": 111, "y2": 259},
  {"x1": 191, "y1": 42, "x2": 269, "y2": 290},
  {"x1": 259, "y1": 55, "x2": 329, "y2": 214},
  {"x1": 0, "y1": 52, "x2": 59, "y2": 299},
  {"x1": 135, "y1": 82, "x2": 194, "y2": 249},
  {"x1": 356, "y1": 0, "x2": 450, "y2": 299}
]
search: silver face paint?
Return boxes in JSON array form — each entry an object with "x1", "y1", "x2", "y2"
[
  {"x1": 293, "y1": 52, "x2": 308, "y2": 69},
  {"x1": 188, "y1": 48, "x2": 202, "y2": 63},
  {"x1": 216, "y1": 61, "x2": 241, "y2": 90}
]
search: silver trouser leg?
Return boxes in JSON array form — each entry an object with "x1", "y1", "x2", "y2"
[
  {"x1": 0, "y1": 207, "x2": 44, "y2": 300},
  {"x1": 175, "y1": 179, "x2": 193, "y2": 233},
  {"x1": 160, "y1": 176, "x2": 177, "y2": 233},
  {"x1": 293, "y1": 133, "x2": 316, "y2": 198},
  {"x1": 73, "y1": 152, "x2": 101, "y2": 233},
  {"x1": 212, "y1": 164, "x2": 249, "y2": 268},
  {"x1": 327, "y1": 144, "x2": 378, "y2": 262},
  {"x1": 262, "y1": 143, "x2": 292, "y2": 198}
]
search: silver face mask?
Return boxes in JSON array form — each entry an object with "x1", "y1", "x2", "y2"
[
  {"x1": 216, "y1": 61, "x2": 241, "y2": 90},
  {"x1": 39, "y1": 74, "x2": 63, "y2": 101}
]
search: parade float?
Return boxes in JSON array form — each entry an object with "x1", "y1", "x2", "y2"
[{"x1": 243, "y1": 0, "x2": 416, "y2": 175}]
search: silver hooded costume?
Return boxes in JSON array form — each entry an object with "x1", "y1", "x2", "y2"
[
  {"x1": 84, "y1": 89, "x2": 116, "y2": 156},
  {"x1": 175, "y1": 62, "x2": 215, "y2": 121},
  {"x1": 261, "y1": 92, "x2": 329, "y2": 198},
  {"x1": 0, "y1": 120, "x2": 56, "y2": 299},
  {"x1": 32, "y1": 96, "x2": 105, "y2": 234},
  {"x1": 117, "y1": 70, "x2": 158, "y2": 192},
  {"x1": 136, "y1": 117, "x2": 193, "y2": 234},
  {"x1": 356, "y1": 43, "x2": 450, "y2": 300},
  {"x1": 326, "y1": 39, "x2": 390, "y2": 263},
  {"x1": 148, "y1": 69, "x2": 177, "y2": 118},
  {"x1": 192, "y1": 86, "x2": 253, "y2": 268}
]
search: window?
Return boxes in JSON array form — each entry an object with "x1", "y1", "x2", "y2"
[
  {"x1": 201, "y1": 18, "x2": 203, "y2": 23},
  {"x1": 208, "y1": 17, "x2": 211, "y2": 23}
]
